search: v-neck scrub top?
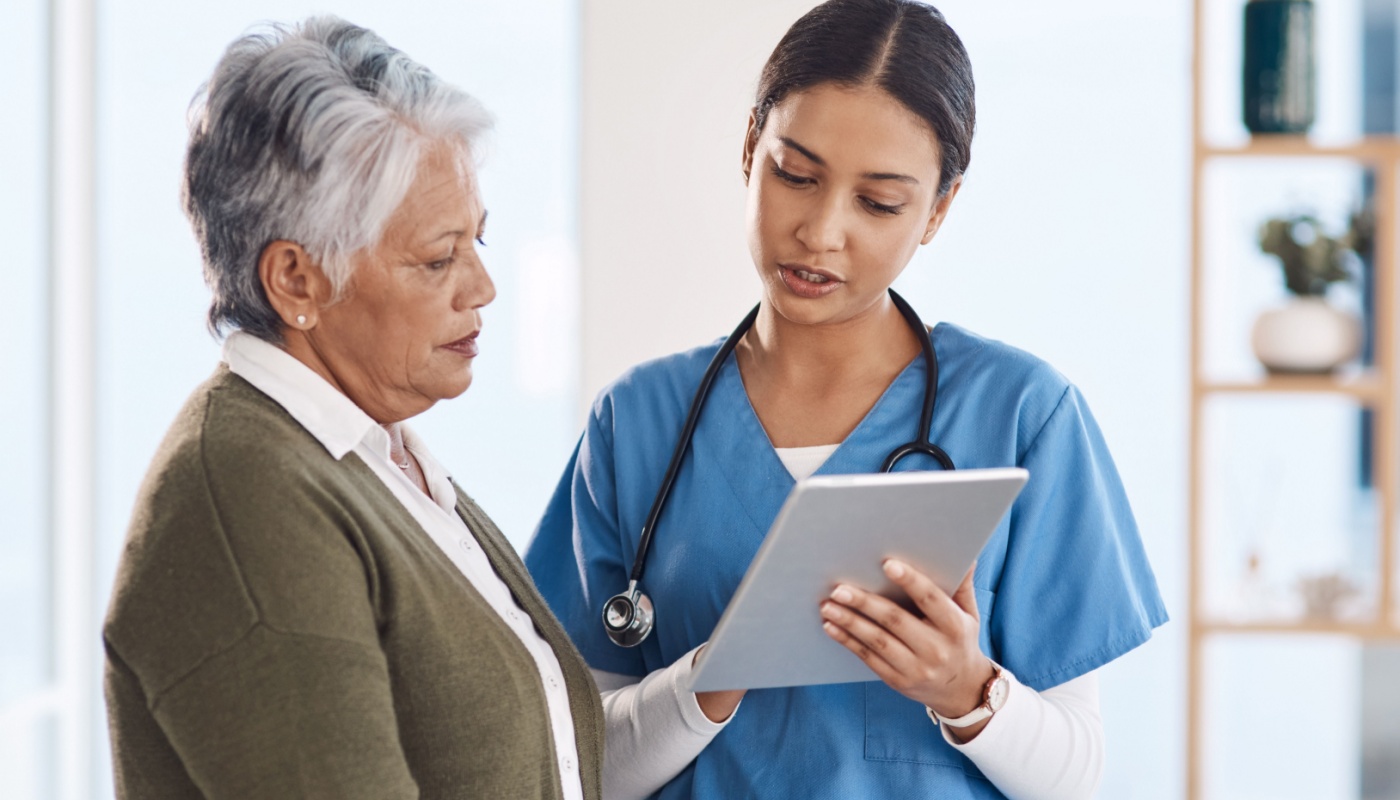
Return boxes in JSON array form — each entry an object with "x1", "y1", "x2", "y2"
[{"x1": 525, "y1": 323, "x2": 1168, "y2": 800}]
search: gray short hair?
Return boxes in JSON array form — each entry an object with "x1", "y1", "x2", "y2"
[{"x1": 183, "y1": 16, "x2": 492, "y2": 341}]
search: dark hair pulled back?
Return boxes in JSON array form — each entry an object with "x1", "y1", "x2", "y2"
[{"x1": 754, "y1": 0, "x2": 975, "y2": 197}]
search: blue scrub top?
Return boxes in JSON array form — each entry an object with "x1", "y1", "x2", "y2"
[{"x1": 525, "y1": 323, "x2": 1168, "y2": 800}]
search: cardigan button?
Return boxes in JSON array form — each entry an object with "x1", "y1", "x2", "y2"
[
  {"x1": 459, "y1": 539, "x2": 474, "y2": 551},
  {"x1": 564, "y1": 757, "x2": 574, "y2": 772}
]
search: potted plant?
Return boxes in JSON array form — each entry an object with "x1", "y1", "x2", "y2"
[{"x1": 1251, "y1": 211, "x2": 1370, "y2": 374}]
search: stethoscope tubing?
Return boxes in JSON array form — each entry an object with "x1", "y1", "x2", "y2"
[{"x1": 629, "y1": 303, "x2": 761, "y2": 583}]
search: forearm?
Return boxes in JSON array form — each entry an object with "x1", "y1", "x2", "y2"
[
  {"x1": 943, "y1": 670, "x2": 1104, "y2": 800},
  {"x1": 596, "y1": 646, "x2": 737, "y2": 800}
]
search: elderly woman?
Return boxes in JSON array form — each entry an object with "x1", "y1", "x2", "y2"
[{"x1": 102, "y1": 17, "x2": 602, "y2": 800}]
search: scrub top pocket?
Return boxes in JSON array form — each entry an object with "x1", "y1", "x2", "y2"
[{"x1": 862, "y1": 585, "x2": 998, "y2": 779}]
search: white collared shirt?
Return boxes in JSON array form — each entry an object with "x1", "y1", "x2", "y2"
[{"x1": 223, "y1": 332, "x2": 584, "y2": 800}]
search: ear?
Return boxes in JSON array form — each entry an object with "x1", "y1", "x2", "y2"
[
  {"x1": 741, "y1": 110, "x2": 759, "y2": 185},
  {"x1": 258, "y1": 240, "x2": 333, "y2": 331},
  {"x1": 920, "y1": 176, "x2": 963, "y2": 245}
]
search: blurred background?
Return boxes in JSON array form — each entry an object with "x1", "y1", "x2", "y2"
[{"x1": 3, "y1": 0, "x2": 1399, "y2": 797}]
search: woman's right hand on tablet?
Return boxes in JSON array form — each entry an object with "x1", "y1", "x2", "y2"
[{"x1": 820, "y1": 559, "x2": 994, "y2": 735}]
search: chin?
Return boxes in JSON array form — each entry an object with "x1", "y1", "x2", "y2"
[
  {"x1": 429, "y1": 369, "x2": 474, "y2": 402},
  {"x1": 447, "y1": 373, "x2": 474, "y2": 398},
  {"x1": 766, "y1": 286, "x2": 844, "y2": 326}
]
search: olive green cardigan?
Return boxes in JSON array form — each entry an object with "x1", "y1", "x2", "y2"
[{"x1": 103, "y1": 366, "x2": 604, "y2": 799}]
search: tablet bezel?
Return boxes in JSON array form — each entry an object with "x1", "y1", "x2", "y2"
[{"x1": 687, "y1": 467, "x2": 1028, "y2": 692}]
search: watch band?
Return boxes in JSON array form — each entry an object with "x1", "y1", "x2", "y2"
[
  {"x1": 926, "y1": 661, "x2": 1009, "y2": 728},
  {"x1": 927, "y1": 701, "x2": 993, "y2": 728}
]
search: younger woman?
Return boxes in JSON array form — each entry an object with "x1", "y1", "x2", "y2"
[{"x1": 526, "y1": 2, "x2": 1166, "y2": 797}]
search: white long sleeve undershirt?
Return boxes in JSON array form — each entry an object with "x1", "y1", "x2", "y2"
[
  {"x1": 594, "y1": 656, "x2": 1103, "y2": 800},
  {"x1": 943, "y1": 669, "x2": 1104, "y2": 800},
  {"x1": 593, "y1": 646, "x2": 727, "y2": 800}
]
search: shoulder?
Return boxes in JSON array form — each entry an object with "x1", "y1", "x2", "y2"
[
  {"x1": 200, "y1": 367, "x2": 333, "y2": 471},
  {"x1": 135, "y1": 367, "x2": 344, "y2": 520},
  {"x1": 586, "y1": 340, "x2": 723, "y2": 433},
  {"x1": 933, "y1": 323, "x2": 1077, "y2": 448},
  {"x1": 114, "y1": 364, "x2": 351, "y2": 573},
  {"x1": 134, "y1": 365, "x2": 381, "y2": 552},
  {"x1": 934, "y1": 323, "x2": 1070, "y2": 395},
  {"x1": 107, "y1": 368, "x2": 377, "y2": 694}
]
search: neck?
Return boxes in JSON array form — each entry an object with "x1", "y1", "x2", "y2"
[
  {"x1": 279, "y1": 328, "x2": 416, "y2": 424},
  {"x1": 738, "y1": 294, "x2": 922, "y2": 389},
  {"x1": 384, "y1": 421, "x2": 406, "y2": 457}
]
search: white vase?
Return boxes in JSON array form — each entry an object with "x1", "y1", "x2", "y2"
[{"x1": 1250, "y1": 297, "x2": 1362, "y2": 374}]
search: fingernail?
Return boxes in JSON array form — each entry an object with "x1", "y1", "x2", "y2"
[
  {"x1": 884, "y1": 559, "x2": 906, "y2": 579},
  {"x1": 831, "y1": 586, "x2": 853, "y2": 604},
  {"x1": 822, "y1": 621, "x2": 838, "y2": 636},
  {"x1": 820, "y1": 602, "x2": 840, "y2": 620}
]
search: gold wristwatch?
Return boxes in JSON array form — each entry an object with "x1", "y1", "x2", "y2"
[{"x1": 926, "y1": 661, "x2": 1009, "y2": 728}]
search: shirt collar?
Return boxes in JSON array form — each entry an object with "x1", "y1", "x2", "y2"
[
  {"x1": 222, "y1": 331, "x2": 378, "y2": 461},
  {"x1": 402, "y1": 425, "x2": 461, "y2": 514}
]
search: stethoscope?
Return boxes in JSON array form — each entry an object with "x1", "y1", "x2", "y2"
[{"x1": 602, "y1": 289, "x2": 956, "y2": 647}]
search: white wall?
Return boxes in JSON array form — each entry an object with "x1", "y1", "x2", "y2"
[
  {"x1": 579, "y1": 0, "x2": 808, "y2": 400},
  {"x1": 580, "y1": 2, "x2": 1190, "y2": 797}
]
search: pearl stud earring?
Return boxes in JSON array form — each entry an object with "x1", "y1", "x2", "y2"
[{"x1": 296, "y1": 314, "x2": 307, "y2": 326}]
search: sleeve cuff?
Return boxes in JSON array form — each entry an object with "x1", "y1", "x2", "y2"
[
  {"x1": 673, "y1": 644, "x2": 740, "y2": 735},
  {"x1": 937, "y1": 668, "x2": 1026, "y2": 754}
]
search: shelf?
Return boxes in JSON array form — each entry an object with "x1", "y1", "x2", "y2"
[
  {"x1": 1201, "y1": 136, "x2": 1400, "y2": 161},
  {"x1": 1195, "y1": 618, "x2": 1400, "y2": 640},
  {"x1": 1195, "y1": 373, "x2": 1386, "y2": 401},
  {"x1": 1190, "y1": 3, "x2": 1400, "y2": 795}
]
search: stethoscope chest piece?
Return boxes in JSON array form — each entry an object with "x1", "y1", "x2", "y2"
[{"x1": 603, "y1": 580, "x2": 654, "y2": 648}]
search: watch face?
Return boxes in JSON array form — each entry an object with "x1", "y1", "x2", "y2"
[{"x1": 987, "y1": 676, "x2": 1010, "y2": 711}]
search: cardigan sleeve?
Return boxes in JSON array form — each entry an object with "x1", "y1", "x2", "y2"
[
  {"x1": 117, "y1": 624, "x2": 419, "y2": 800},
  {"x1": 103, "y1": 393, "x2": 419, "y2": 799}
]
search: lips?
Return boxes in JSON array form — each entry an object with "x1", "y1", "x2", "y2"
[
  {"x1": 778, "y1": 263, "x2": 844, "y2": 299},
  {"x1": 442, "y1": 331, "x2": 480, "y2": 358}
]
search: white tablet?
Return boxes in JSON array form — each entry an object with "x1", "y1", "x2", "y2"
[{"x1": 686, "y1": 467, "x2": 1028, "y2": 692}]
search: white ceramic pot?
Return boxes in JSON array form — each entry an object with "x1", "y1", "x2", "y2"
[{"x1": 1250, "y1": 297, "x2": 1362, "y2": 374}]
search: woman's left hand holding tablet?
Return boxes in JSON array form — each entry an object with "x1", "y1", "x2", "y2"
[
  {"x1": 692, "y1": 646, "x2": 747, "y2": 723},
  {"x1": 820, "y1": 559, "x2": 996, "y2": 740}
]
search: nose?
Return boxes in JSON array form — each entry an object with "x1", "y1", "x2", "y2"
[
  {"x1": 453, "y1": 252, "x2": 496, "y2": 313},
  {"x1": 794, "y1": 192, "x2": 847, "y2": 254}
]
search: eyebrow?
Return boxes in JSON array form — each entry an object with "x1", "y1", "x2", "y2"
[
  {"x1": 780, "y1": 136, "x2": 826, "y2": 166},
  {"x1": 422, "y1": 210, "x2": 488, "y2": 246},
  {"x1": 779, "y1": 136, "x2": 920, "y2": 185},
  {"x1": 424, "y1": 230, "x2": 464, "y2": 245}
]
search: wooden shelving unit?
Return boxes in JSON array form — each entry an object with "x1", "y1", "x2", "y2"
[
  {"x1": 1202, "y1": 136, "x2": 1400, "y2": 159},
  {"x1": 1188, "y1": 2, "x2": 1400, "y2": 798},
  {"x1": 1199, "y1": 373, "x2": 1386, "y2": 400}
]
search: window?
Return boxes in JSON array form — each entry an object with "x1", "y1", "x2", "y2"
[{"x1": 0, "y1": 0, "x2": 56, "y2": 797}]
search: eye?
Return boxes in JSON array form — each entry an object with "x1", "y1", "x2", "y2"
[
  {"x1": 770, "y1": 164, "x2": 814, "y2": 187},
  {"x1": 426, "y1": 255, "x2": 455, "y2": 271},
  {"x1": 475, "y1": 235, "x2": 487, "y2": 247},
  {"x1": 861, "y1": 197, "x2": 904, "y2": 216}
]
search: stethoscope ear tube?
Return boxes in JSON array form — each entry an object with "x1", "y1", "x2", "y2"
[
  {"x1": 628, "y1": 303, "x2": 762, "y2": 586},
  {"x1": 604, "y1": 290, "x2": 952, "y2": 648},
  {"x1": 881, "y1": 291, "x2": 955, "y2": 473},
  {"x1": 605, "y1": 306, "x2": 759, "y2": 648}
]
